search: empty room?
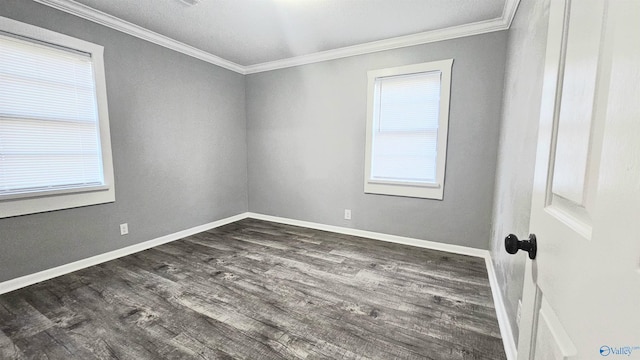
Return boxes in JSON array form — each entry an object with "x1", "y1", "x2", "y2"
[{"x1": 1, "y1": 0, "x2": 638, "y2": 359}]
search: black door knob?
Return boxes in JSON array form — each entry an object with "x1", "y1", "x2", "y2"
[{"x1": 504, "y1": 234, "x2": 537, "y2": 259}]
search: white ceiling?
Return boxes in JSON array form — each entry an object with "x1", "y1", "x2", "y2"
[{"x1": 34, "y1": 0, "x2": 517, "y2": 73}]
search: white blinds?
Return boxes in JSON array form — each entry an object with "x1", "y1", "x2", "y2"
[
  {"x1": 370, "y1": 71, "x2": 441, "y2": 183},
  {"x1": 0, "y1": 33, "x2": 104, "y2": 198}
]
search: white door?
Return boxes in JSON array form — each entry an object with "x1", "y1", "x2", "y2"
[{"x1": 516, "y1": 0, "x2": 640, "y2": 359}]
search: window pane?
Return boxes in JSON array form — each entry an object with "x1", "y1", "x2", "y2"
[
  {"x1": 371, "y1": 71, "x2": 441, "y2": 183},
  {"x1": 377, "y1": 71, "x2": 441, "y2": 132},
  {"x1": 371, "y1": 131, "x2": 437, "y2": 182},
  {"x1": 0, "y1": 35, "x2": 97, "y2": 122},
  {"x1": 0, "y1": 33, "x2": 104, "y2": 197}
]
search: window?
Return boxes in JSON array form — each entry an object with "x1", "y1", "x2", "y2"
[
  {"x1": 0, "y1": 17, "x2": 114, "y2": 218},
  {"x1": 364, "y1": 59, "x2": 453, "y2": 200}
]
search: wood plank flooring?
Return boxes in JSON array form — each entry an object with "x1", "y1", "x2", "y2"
[{"x1": 0, "y1": 219, "x2": 507, "y2": 360}]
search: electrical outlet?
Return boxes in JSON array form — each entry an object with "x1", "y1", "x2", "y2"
[
  {"x1": 344, "y1": 209, "x2": 352, "y2": 220},
  {"x1": 516, "y1": 299, "x2": 522, "y2": 327},
  {"x1": 120, "y1": 223, "x2": 129, "y2": 235}
]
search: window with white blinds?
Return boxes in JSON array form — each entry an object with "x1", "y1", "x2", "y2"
[
  {"x1": 364, "y1": 59, "x2": 453, "y2": 200},
  {"x1": 0, "y1": 17, "x2": 114, "y2": 218}
]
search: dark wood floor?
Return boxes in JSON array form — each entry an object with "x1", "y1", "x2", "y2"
[{"x1": 0, "y1": 219, "x2": 506, "y2": 360}]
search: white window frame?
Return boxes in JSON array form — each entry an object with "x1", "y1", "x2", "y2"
[
  {"x1": 364, "y1": 59, "x2": 453, "y2": 200},
  {"x1": 0, "y1": 17, "x2": 115, "y2": 218}
]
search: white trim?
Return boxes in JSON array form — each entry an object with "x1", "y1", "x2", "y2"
[
  {"x1": 31, "y1": 0, "x2": 521, "y2": 75},
  {"x1": 502, "y1": 0, "x2": 522, "y2": 29},
  {"x1": 485, "y1": 256, "x2": 519, "y2": 360},
  {"x1": 0, "y1": 212, "x2": 249, "y2": 295},
  {"x1": 363, "y1": 59, "x2": 452, "y2": 200},
  {"x1": 30, "y1": 0, "x2": 245, "y2": 74},
  {"x1": 247, "y1": 212, "x2": 486, "y2": 258}
]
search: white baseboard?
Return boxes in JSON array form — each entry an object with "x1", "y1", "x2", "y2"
[
  {"x1": 0, "y1": 212, "x2": 250, "y2": 295},
  {"x1": 0, "y1": 210, "x2": 517, "y2": 360},
  {"x1": 247, "y1": 212, "x2": 488, "y2": 258},
  {"x1": 484, "y1": 256, "x2": 518, "y2": 360}
]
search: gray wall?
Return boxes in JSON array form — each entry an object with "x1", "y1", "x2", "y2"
[
  {"x1": 490, "y1": 0, "x2": 550, "y2": 344},
  {"x1": 0, "y1": 0, "x2": 248, "y2": 282},
  {"x1": 0, "y1": 1, "x2": 516, "y2": 287},
  {"x1": 246, "y1": 32, "x2": 507, "y2": 249}
]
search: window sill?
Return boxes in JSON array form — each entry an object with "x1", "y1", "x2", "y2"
[
  {"x1": 364, "y1": 181, "x2": 444, "y2": 200},
  {"x1": 0, "y1": 186, "x2": 115, "y2": 219}
]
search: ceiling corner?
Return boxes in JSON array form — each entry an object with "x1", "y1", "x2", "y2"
[{"x1": 502, "y1": 0, "x2": 522, "y2": 28}]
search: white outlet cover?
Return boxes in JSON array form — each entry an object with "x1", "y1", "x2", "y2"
[
  {"x1": 344, "y1": 209, "x2": 352, "y2": 220},
  {"x1": 120, "y1": 223, "x2": 129, "y2": 235}
]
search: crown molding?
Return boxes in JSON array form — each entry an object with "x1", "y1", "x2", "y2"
[
  {"x1": 244, "y1": 18, "x2": 508, "y2": 74},
  {"x1": 502, "y1": 0, "x2": 522, "y2": 29},
  {"x1": 32, "y1": 0, "x2": 246, "y2": 74},
  {"x1": 245, "y1": 0, "x2": 520, "y2": 73},
  {"x1": 33, "y1": 0, "x2": 520, "y2": 75}
]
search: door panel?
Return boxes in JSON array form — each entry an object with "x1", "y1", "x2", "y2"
[
  {"x1": 532, "y1": 296, "x2": 577, "y2": 360},
  {"x1": 518, "y1": 0, "x2": 640, "y2": 359},
  {"x1": 546, "y1": 0, "x2": 607, "y2": 240},
  {"x1": 551, "y1": 0, "x2": 605, "y2": 207}
]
